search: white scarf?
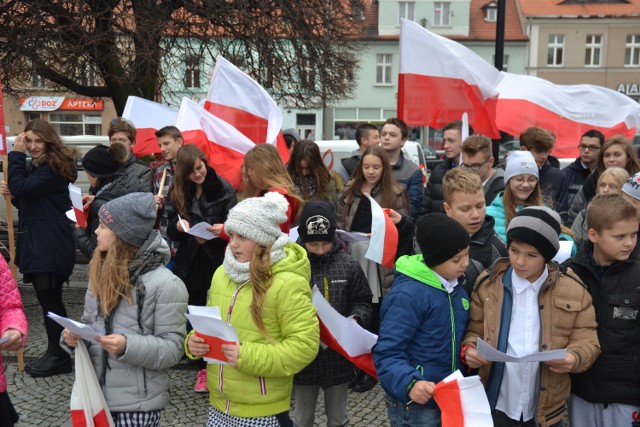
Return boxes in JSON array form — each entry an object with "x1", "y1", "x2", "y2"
[{"x1": 222, "y1": 234, "x2": 289, "y2": 283}]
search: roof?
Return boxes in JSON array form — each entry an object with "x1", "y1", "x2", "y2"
[
  {"x1": 518, "y1": 0, "x2": 640, "y2": 18},
  {"x1": 468, "y1": 0, "x2": 528, "y2": 41}
]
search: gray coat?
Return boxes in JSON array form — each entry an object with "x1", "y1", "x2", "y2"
[{"x1": 61, "y1": 232, "x2": 188, "y2": 412}]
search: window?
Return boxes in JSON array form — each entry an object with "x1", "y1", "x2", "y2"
[
  {"x1": 49, "y1": 113, "x2": 102, "y2": 136},
  {"x1": 399, "y1": 2, "x2": 415, "y2": 24},
  {"x1": 625, "y1": 34, "x2": 640, "y2": 67},
  {"x1": 31, "y1": 73, "x2": 46, "y2": 88},
  {"x1": 493, "y1": 54, "x2": 509, "y2": 72},
  {"x1": 27, "y1": 113, "x2": 41, "y2": 121},
  {"x1": 485, "y1": 1, "x2": 498, "y2": 22},
  {"x1": 80, "y1": 65, "x2": 96, "y2": 86},
  {"x1": 547, "y1": 34, "x2": 565, "y2": 66},
  {"x1": 433, "y1": 2, "x2": 451, "y2": 27},
  {"x1": 585, "y1": 34, "x2": 602, "y2": 67},
  {"x1": 184, "y1": 55, "x2": 201, "y2": 88},
  {"x1": 300, "y1": 58, "x2": 315, "y2": 90},
  {"x1": 376, "y1": 54, "x2": 392, "y2": 85}
]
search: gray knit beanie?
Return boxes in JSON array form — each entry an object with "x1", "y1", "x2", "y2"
[
  {"x1": 225, "y1": 192, "x2": 289, "y2": 246},
  {"x1": 506, "y1": 206, "x2": 561, "y2": 262},
  {"x1": 98, "y1": 192, "x2": 157, "y2": 247},
  {"x1": 504, "y1": 150, "x2": 539, "y2": 183}
]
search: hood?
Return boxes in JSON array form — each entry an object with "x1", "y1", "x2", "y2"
[
  {"x1": 395, "y1": 254, "x2": 446, "y2": 292},
  {"x1": 272, "y1": 242, "x2": 311, "y2": 283},
  {"x1": 137, "y1": 230, "x2": 171, "y2": 264}
]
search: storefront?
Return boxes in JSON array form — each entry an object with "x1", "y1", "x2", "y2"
[{"x1": 19, "y1": 96, "x2": 105, "y2": 136}]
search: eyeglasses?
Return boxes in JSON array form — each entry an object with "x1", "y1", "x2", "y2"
[
  {"x1": 460, "y1": 159, "x2": 489, "y2": 171},
  {"x1": 578, "y1": 144, "x2": 600, "y2": 152}
]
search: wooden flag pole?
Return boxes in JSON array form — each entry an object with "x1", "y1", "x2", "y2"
[{"x1": 156, "y1": 168, "x2": 167, "y2": 211}]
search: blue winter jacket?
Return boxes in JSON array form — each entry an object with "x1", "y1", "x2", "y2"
[{"x1": 373, "y1": 255, "x2": 470, "y2": 405}]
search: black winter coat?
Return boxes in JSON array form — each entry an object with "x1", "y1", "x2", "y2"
[
  {"x1": 563, "y1": 242, "x2": 640, "y2": 405},
  {"x1": 294, "y1": 240, "x2": 373, "y2": 387},
  {"x1": 167, "y1": 166, "x2": 236, "y2": 288},
  {"x1": 539, "y1": 159, "x2": 569, "y2": 218},
  {"x1": 73, "y1": 171, "x2": 143, "y2": 258},
  {"x1": 469, "y1": 215, "x2": 507, "y2": 270},
  {"x1": 8, "y1": 152, "x2": 76, "y2": 279},
  {"x1": 421, "y1": 159, "x2": 454, "y2": 215},
  {"x1": 562, "y1": 158, "x2": 591, "y2": 215}
]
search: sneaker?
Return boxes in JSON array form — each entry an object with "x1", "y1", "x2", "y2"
[{"x1": 194, "y1": 368, "x2": 208, "y2": 393}]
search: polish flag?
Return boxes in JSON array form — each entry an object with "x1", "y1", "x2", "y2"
[
  {"x1": 433, "y1": 371, "x2": 493, "y2": 427},
  {"x1": 312, "y1": 286, "x2": 378, "y2": 379},
  {"x1": 205, "y1": 56, "x2": 289, "y2": 162},
  {"x1": 122, "y1": 96, "x2": 178, "y2": 158},
  {"x1": 364, "y1": 193, "x2": 399, "y2": 269},
  {"x1": 70, "y1": 341, "x2": 115, "y2": 427},
  {"x1": 398, "y1": 19, "x2": 502, "y2": 138},
  {"x1": 496, "y1": 73, "x2": 640, "y2": 158},
  {"x1": 177, "y1": 97, "x2": 255, "y2": 189}
]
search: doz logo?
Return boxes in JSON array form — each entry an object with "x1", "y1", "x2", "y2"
[{"x1": 19, "y1": 96, "x2": 64, "y2": 111}]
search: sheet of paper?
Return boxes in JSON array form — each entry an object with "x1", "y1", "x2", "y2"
[
  {"x1": 288, "y1": 226, "x2": 299, "y2": 242},
  {"x1": 66, "y1": 209, "x2": 77, "y2": 223},
  {"x1": 312, "y1": 286, "x2": 378, "y2": 357},
  {"x1": 188, "y1": 305, "x2": 221, "y2": 319},
  {"x1": 186, "y1": 313, "x2": 238, "y2": 365},
  {"x1": 552, "y1": 241, "x2": 573, "y2": 263},
  {"x1": 335, "y1": 229, "x2": 370, "y2": 243},
  {"x1": 477, "y1": 338, "x2": 566, "y2": 363},
  {"x1": 47, "y1": 312, "x2": 101, "y2": 345},
  {"x1": 187, "y1": 222, "x2": 217, "y2": 240}
]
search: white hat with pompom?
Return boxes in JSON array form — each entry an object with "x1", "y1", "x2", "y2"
[{"x1": 224, "y1": 191, "x2": 289, "y2": 246}]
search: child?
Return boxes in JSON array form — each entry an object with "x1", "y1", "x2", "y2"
[
  {"x1": 0, "y1": 255, "x2": 28, "y2": 427},
  {"x1": 186, "y1": 192, "x2": 319, "y2": 427},
  {"x1": 462, "y1": 206, "x2": 600, "y2": 427},
  {"x1": 293, "y1": 201, "x2": 373, "y2": 427},
  {"x1": 62, "y1": 192, "x2": 189, "y2": 426},
  {"x1": 108, "y1": 118, "x2": 152, "y2": 192},
  {"x1": 443, "y1": 168, "x2": 508, "y2": 292},
  {"x1": 373, "y1": 213, "x2": 471, "y2": 426},
  {"x1": 563, "y1": 193, "x2": 640, "y2": 426}
]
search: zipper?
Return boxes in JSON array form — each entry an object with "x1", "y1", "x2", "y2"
[{"x1": 448, "y1": 293, "x2": 456, "y2": 372}]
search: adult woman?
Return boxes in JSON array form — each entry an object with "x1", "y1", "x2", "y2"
[
  {"x1": 73, "y1": 143, "x2": 142, "y2": 259},
  {"x1": 2, "y1": 119, "x2": 76, "y2": 377},
  {"x1": 567, "y1": 136, "x2": 640, "y2": 224},
  {"x1": 166, "y1": 145, "x2": 236, "y2": 392},
  {"x1": 287, "y1": 140, "x2": 338, "y2": 209},
  {"x1": 571, "y1": 167, "x2": 630, "y2": 247}
]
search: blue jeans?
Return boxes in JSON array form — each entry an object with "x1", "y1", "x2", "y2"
[{"x1": 385, "y1": 395, "x2": 441, "y2": 427}]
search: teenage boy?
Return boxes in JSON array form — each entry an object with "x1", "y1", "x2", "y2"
[
  {"x1": 519, "y1": 126, "x2": 568, "y2": 217},
  {"x1": 462, "y1": 206, "x2": 600, "y2": 427},
  {"x1": 374, "y1": 213, "x2": 471, "y2": 426},
  {"x1": 108, "y1": 118, "x2": 153, "y2": 192},
  {"x1": 563, "y1": 130, "x2": 603, "y2": 211},
  {"x1": 461, "y1": 134, "x2": 504, "y2": 205},
  {"x1": 338, "y1": 123, "x2": 380, "y2": 182},
  {"x1": 153, "y1": 126, "x2": 184, "y2": 257},
  {"x1": 380, "y1": 117, "x2": 423, "y2": 219},
  {"x1": 563, "y1": 193, "x2": 640, "y2": 426},
  {"x1": 443, "y1": 168, "x2": 507, "y2": 293},
  {"x1": 422, "y1": 120, "x2": 473, "y2": 214}
]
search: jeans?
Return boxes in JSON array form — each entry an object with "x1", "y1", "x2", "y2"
[
  {"x1": 385, "y1": 395, "x2": 441, "y2": 427},
  {"x1": 293, "y1": 383, "x2": 349, "y2": 427}
]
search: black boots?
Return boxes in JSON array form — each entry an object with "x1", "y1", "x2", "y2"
[
  {"x1": 25, "y1": 351, "x2": 72, "y2": 378},
  {"x1": 349, "y1": 369, "x2": 378, "y2": 393}
]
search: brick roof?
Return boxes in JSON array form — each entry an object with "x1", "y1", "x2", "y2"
[
  {"x1": 468, "y1": 0, "x2": 528, "y2": 41},
  {"x1": 518, "y1": 0, "x2": 640, "y2": 18}
]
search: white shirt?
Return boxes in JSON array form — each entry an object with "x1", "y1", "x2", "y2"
[
  {"x1": 433, "y1": 271, "x2": 458, "y2": 294},
  {"x1": 495, "y1": 266, "x2": 549, "y2": 422}
]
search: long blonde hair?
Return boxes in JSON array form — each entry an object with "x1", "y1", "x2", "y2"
[
  {"x1": 242, "y1": 144, "x2": 298, "y2": 199},
  {"x1": 89, "y1": 236, "x2": 138, "y2": 316},
  {"x1": 248, "y1": 244, "x2": 275, "y2": 340}
]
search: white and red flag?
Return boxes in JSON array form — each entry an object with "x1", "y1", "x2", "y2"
[
  {"x1": 205, "y1": 56, "x2": 289, "y2": 162},
  {"x1": 312, "y1": 286, "x2": 378, "y2": 378},
  {"x1": 364, "y1": 193, "x2": 398, "y2": 269},
  {"x1": 176, "y1": 97, "x2": 255, "y2": 189},
  {"x1": 496, "y1": 73, "x2": 640, "y2": 158},
  {"x1": 433, "y1": 371, "x2": 493, "y2": 427},
  {"x1": 398, "y1": 19, "x2": 502, "y2": 138},
  {"x1": 122, "y1": 96, "x2": 178, "y2": 158},
  {"x1": 70, "y1": 341, "x2": 115, "y2": 427}
]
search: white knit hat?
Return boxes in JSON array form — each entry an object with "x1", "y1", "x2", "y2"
[
  {"x1": 224, "y1": 192, "x2": 289, "y2": 246},
  {"x1": 622, "y1": 172, "x2": 640, "y2": 200},
  {"x1": 504, "y1": 150, "x2": 539, "y2": 183}
]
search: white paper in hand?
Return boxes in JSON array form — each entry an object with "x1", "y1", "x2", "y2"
[
  {"x1": 186, "y1": 313, "x2": 239, "y2": 364},
  {"x1": 477, "y1": 338, "x2": 566, "y2": 363},
  {"x1": 188, "y1": 305, "x2": 221, "y2": 319},
  {"x1": 48, "y1": 312, "x2": 101, "y2": 345}
]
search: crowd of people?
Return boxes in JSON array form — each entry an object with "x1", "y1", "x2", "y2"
[{"x1": 0, "y1": 116, "x2": 637, "y2": 427}]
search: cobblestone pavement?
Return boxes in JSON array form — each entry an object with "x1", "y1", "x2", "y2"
[{"x1": 6, "y1": 265, "x2": 391, "y2": 426}]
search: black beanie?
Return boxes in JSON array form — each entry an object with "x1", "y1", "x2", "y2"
[
  {"x1": 417, "y1": 213, "x2": 470, "y2": 267},
  {"x1": 81, "y1": 144, "x2": 123, "y2": 178},
  {"x1": 506, "y1": 206, "x2": 560, "y2": 262},
  {"x1": 298, "y1": 200, "x2": 336, "y2": 243}
]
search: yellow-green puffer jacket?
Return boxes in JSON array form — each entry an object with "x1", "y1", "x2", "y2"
[{"x1": 185, "y1": 242, "x2": 319, "y2": 418}]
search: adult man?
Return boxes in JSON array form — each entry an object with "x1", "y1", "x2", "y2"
[
  {"x1": 422, "y1": 120, "x2": 470, "y2": 214},
  {"x1": 380, "y1": 118, "x2": 423, "y2": 219},
  {"x1": 338, "y1": 123, "x2": 380, "y2": 182},
  {"x1": 460, "y1": 134, "x2": 504, "y2": 205},
  {"x1": 108, "y1": 118, "x2": 152, "y2": 192},
  {"x1": 519, "y1": 126, "x2": 568, "y2": 217},
  {"x1": 563, "y1": 129, "x2": 604, "y2": 210}
]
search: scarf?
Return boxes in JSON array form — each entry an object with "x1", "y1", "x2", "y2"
[
  {"x1": 294, "y1": 174, "x2": 317, "y2": 198},
  {"x1": 222, "y1": 234, "x2": 289, "y2": 284}
]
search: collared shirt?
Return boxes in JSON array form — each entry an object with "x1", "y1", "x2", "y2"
[
  {"x1": 495, "y1": 266, "x2": 549, "y2": 422},
  {"x1": 432, "y1": 270, "x2": 458, "y2": 294}
]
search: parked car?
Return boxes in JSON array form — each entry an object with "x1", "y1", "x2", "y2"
[
  {"x1": 423, "y1": 145, "x2": 442, "y2": 173},
  {"x1": 498, "y1": 139, "x2": 520, "y2": 163}
]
